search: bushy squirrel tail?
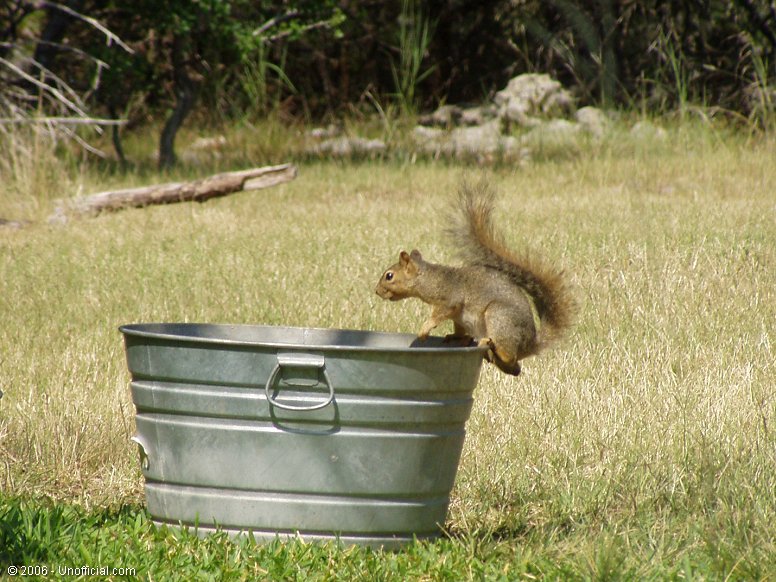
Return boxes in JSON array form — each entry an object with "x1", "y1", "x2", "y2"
[{"x1": 448, "y1": 179, "x2": 577, "y2": 344}]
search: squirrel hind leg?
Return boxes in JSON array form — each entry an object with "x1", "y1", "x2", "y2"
[
  {"x1": 487, "y1": 339, "x2": 522, "y2": 375},
  {"x1": 477, "y1": 337, "x2": 521, "y2": 375},
  {"x1": 493, "y1": 353, "x2": 522, "y2": 376}
]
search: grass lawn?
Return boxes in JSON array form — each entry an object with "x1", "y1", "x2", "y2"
[{"x1": 1, "y1": 120, "x2": 774, "y2": 580}]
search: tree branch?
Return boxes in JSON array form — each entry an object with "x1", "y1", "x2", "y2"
[
  {"x1": 36, "y1": 0, "x2": 134, "y2": 53},
  {"x1": 50, "y1": 164, "x2": 298, "y2": 221},
  {"x1": 264, "y1": 19, "x2": 333, "y2": 43},
  {"x1": 0, "y1": 56, "x2": 89, "y2": 118},
  {"x1": 0, "y1": 116, "x2": 127, "y2": 125},
  {"x1": 253, "y1": 10, "x2": 301, "y2": 37}
]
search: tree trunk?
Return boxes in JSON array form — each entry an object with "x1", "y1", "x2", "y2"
[
  {"x1": 31, "y1": 0, "x2": 85, "y2": 79},
  {"x1": 158, "y1": 33, "x2": 199, "y2": 170},
  {"x1": 108, "y1": 104, "x2": 128, "y2": 168}
]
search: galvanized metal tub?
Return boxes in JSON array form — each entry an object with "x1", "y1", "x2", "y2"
[{"x1": 120, "y1": 323, "x2": 485, "y2": 548}]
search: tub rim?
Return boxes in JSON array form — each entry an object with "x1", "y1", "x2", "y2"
[{"x1": 119, "y1": 322, "x2": 489, "y2": 355}]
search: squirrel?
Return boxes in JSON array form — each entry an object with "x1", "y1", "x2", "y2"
[{"x1": 375, "y1": 180, "x2": 576, "y2": 376}]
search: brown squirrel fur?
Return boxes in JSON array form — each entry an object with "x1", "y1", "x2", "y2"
[{"x1": 375, "y1": 180, "x2": 576, "y2": 376}]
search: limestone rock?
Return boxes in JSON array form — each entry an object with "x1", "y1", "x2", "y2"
[
  {"x1": 307, "y1": 136, "x2": 386, "y2": 157},
  {"x1": 180, "y1": 135, "x2": 227, "y2": 164},
  {"x1": 306, "y1": 124, "x2": 342, "y2": 139},
  {"x1": 460, "y1": 104, "x2": 498, "y2": 126},
  {"x1": 576, "y1": 106, "x2": 609, "y2": 138},
  {"x1": 495, "y1": 73, "x2": 575, "y2": 127},
  {"x1": 418, "y1": 104, "x2": 463, "y2": 128},
  {"x1": 413, "y1": 120, "x2": 526, "y2": 162},
  {"x1": 520, "y1": 119, "x2": 582, "y2": 150},
  {"x1": 630, "y1": 120, "x2": 668, "y2": 141}
]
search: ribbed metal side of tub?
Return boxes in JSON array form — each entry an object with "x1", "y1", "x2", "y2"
[{"x1": 120, "y1": 323, "x2": 485, "y2": 549}]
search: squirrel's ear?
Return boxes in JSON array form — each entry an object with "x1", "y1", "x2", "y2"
[
  {"x1": 410, "y1": 249, "x2": 423, "y2": 262},
  {"x1": 399, "y1": 250, "x2": 411, "y2": 265}
]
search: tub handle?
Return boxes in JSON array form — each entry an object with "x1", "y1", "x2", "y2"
[{"x1": 265, "y1": 352, "x2": 335, "y2": 411}]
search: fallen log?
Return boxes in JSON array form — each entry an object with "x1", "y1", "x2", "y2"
[
  {"x1": 0, "y1": 218, "x2": 31, "y2": 229},
  {"x1": 49, "y1": 163, "x2": 297, "y2": 222}
]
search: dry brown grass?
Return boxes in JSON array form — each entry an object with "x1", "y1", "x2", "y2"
[{"x1": 0, "y1": 121, "x2": 774, "y2": 570}]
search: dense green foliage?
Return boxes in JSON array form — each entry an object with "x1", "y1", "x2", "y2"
[
  {"x1": 2, "y1": 1, "x2": 774, "y2": 167},
  {"x1": 3, "y1": 1, "x2": 774, "y2": 118}
]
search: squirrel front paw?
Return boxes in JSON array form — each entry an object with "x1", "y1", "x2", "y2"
[{"x1": 476, "y1": 337, "x2": 496, "y2": 362}]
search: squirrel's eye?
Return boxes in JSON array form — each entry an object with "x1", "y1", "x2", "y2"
[{"x1": 385, "y1": 272, "x2": 394, "y2": 281}]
